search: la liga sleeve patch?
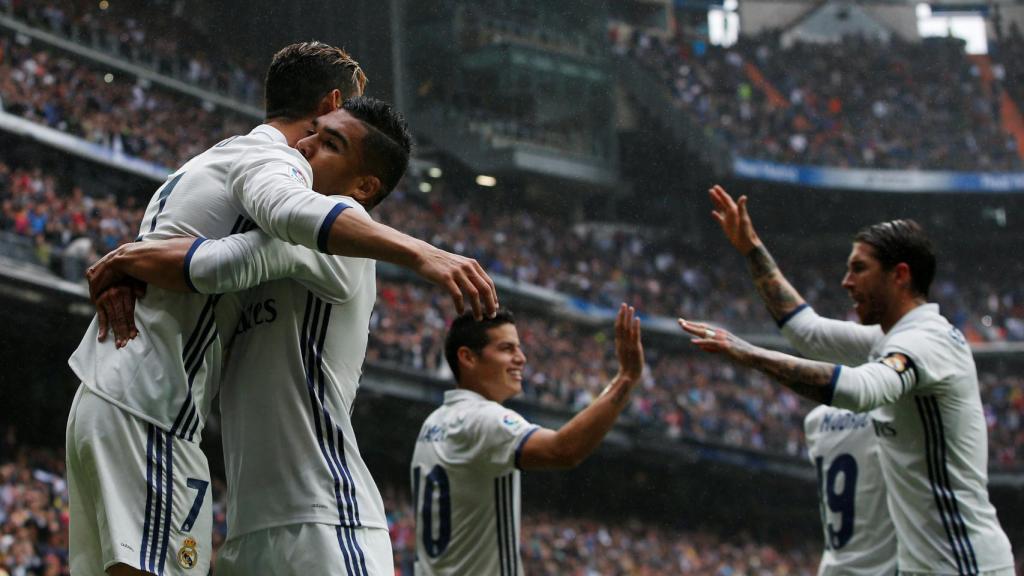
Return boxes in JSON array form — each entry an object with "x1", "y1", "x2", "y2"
[
  {"x1": 500, "y1": 411, "x2": 527, "y2": 434},
  {"x1": 289, "y1": 166, "x2": 308, "y2": 186}
]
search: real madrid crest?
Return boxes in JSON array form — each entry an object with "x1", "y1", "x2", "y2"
[{"x1": 177, "y1": 536, "x2": 198, "y2": 570}]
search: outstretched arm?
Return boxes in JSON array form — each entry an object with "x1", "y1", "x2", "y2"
[
  {"x1": 322, "y1": 210, "x2": 498, "y2": 320},
  {"x1": 518, "y1": 304, "x2": 644, "y2": 470},
  {"x1": 678, "y1": 319, "x2": 907, "y2": 410},
  {"x1": 709, "y1": 184, "x2": 806, "y2": 324},
  {"x1": 680, "y1": 318, "x2": 836, "y2": 404}
]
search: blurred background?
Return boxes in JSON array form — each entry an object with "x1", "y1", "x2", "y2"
[{"x1": 0, "y1": 0, "x2": 1022, "y2": 573}]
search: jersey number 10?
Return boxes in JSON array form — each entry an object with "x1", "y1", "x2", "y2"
[
  {"x1": 413, "y1": 465, "x2": 452, "y2": 558},
  {"x1": 815, "y1": 454, "x2": 858, "y2": 550}
]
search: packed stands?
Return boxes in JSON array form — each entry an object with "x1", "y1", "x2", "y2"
[
  {"x1": 0, "y1": 29, "x2": 250, "y2": 170},
  {"x1": 2, "y1": 156, "x2": 1023, "y2": 466},
  {"x1": 4, "y1": 445, "x2": 1021, "y2": 574},
  {"x1": 0, "y1": 444, "x2": 826, "y2": 575},
  {"x1": 622, "y1": 30, "x2": 1023, "y2": 171},
  {"x1": 5, "y1": 0, "x2": 263, "y2": 106},
  {"x1": 370, "y1": 279, "x2": 1024, "y2": 467}
]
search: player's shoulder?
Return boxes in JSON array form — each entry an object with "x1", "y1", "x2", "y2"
[
  {"x1": 226, "y1": 138, "x2": 311, "y2": 185},
  {"x1": 448, "y1": 393, "x2": 529, "y2": 436},
  {"x1": 884, "y1": 304, "x2": 970, "y2": 364}
]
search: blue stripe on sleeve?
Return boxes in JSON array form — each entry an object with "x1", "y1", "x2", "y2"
[
  {"x1": 824, "y1": 365, "x2": 841, "y2": 406},
  {"x1": 514, "y1": 426, "x2": 540, "y2": 469},
  {"x1": 317, "y1": 203, "x2": 351, "y2": 253},
  {"x1": 776, "y1": 303, "x2": 810, "y2": 328},
  {"x1": 183, "y1": 238, "x2": 208, "y2": 293}
]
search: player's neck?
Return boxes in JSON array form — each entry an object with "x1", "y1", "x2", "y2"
[
  {"x1": 457, "y1": 382, "x2": 508, "y2": 404},
  {"x1": 266, "y1": 118, "x2": 314, "y2": 147},
  {"x1": 881, "y1": 296, "x2": 927, "y2": 333}
]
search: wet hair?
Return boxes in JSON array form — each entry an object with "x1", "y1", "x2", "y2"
[
  {"x1": 342, "y1": 96, "x2": 413, "y2": 207},
  {"x1": 265, "y1": 41, "x2": 366, "y2": 121},
  {"x1": 444, "y1": 309, "x2": 516, "y2": 383},
  {"x1": 854, "y1": 219, "x2": 936, "y2": 297}
]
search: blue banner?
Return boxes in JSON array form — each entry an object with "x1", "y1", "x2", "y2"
[{"x1": 733, "y1": 157, "x2": 1024, "y2": 193}]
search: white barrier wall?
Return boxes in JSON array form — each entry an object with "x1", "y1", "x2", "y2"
[
  {"x1": 739, "y1": 1, "x2": 814, "y2": 35},
  {"x1": 739, "y1": 1, "x2": 918, "y2": 42},
  {"x1": 863, "y1": 4, "x2": 920, "y2": 41},
  {"x1": 995, "y1": 4, "x2": 1024, "y2": 37}
]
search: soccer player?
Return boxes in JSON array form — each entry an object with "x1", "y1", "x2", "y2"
[
  {"x1": 804, "y1": 405, "x2": 896, "y2": 575},
  {"x1": 410, "y1": 304, "x2": 644, "y2": 576},
  {"x1": 67, "y1": 44, "x2": 495, "y2": 576},
  {"x1": 88, "y1": 98, "x2": 430, "y2": 575},
  {"x1": 677, "y1": 185, "x2": 1015, "y2": 575}
]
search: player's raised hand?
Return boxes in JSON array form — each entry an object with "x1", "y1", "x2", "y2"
[
  {"x1": 614, "y1": 303, "x2": 644, "y2": 383},
  {"x1": 414, "y1": 244, "x2": 498, "y2": 321},
  {"x1": 708, "y1": 184, "x2": 761, "y2": 255}
]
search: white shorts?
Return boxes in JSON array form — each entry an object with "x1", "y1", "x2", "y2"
[
  {"x1": 66, "y1": 385, "x2": 213, "y2": 576},
  {"x1": 216, "y1": 524, "x2": 394, "y2": 576}
]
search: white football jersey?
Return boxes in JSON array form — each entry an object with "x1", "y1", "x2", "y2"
[
  {"x1": 784, "y1": 304, "x2": 1015, "y2": 574},
  {"x1": 184, "y1": 203, "x2": 387, "y2": 540},
  {"x1": 69, "y1": 125, "x2": 347, "y2": 443},
  {"x1": 410, "y1": 389, "x2": 539, "y2": 576},
  {"x1": 804, "y1": 405, "x2": 896, "y2": 576}
]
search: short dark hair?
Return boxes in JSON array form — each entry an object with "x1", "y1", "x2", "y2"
[
  {"x1": 854, "y1": 219, "x2": 936, "y2": 297},
  {"x1": 444, "y1": 309, "x2": 517, "y2": 383},
  {"x1": 265, "y1": 42, "x2": 367, "y2": 121},
  {"x1": 343, "y1": 96, "x2": 413, "y2": 207}
]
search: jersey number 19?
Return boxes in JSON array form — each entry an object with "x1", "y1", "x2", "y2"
[{"x1": 815, "y1": 453, "x2": 858, "y2": 550}]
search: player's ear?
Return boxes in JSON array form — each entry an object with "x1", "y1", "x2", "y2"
[
  {"x1": 316, "y1": 89, "x2": 343, "y2": 115},
  {"x1": 892, "y1": 262, "x2": 912, "y2": 290},
  {"x1": 350, "y1": 176, "x2": 382, "y2": 210},
  {"x1": 456, "y1": 346, "x2": 476, "y2": 371}
]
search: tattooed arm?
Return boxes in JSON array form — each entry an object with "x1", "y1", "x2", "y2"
[
  {"x1": 745, "y1": 244, "x2": 806, "y2": 323},
  {"x1": 679, "y1": 319, "x2": 838, "y2": 405},
  {"x1": 708, "y1": 185, "x2": 807, "y2": 323}
]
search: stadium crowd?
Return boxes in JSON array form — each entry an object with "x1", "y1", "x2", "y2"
[
  {"x1": 4, "y1": 146, "x2": 1020, "y2": 348},
  {"x1": 370, "y1": 279, "x2": 1024, "y2": 468},
  {"x1": 4, "y1": 444, "x2": 1022, "y2": 574},
  {"x1": 1, "y1": 157, "x2": 1023, "y2": 466},
  {"x1": 0, "y1": 29, "x2": 251, "y2": 170},
  {"x1": 381, "y1": 491, "x2": 823, "y2": 575},
  {"x1": 622, "y1": 30, "x2": 1023, "y2": 171},
  {"x1": 1, "y1": 6, "x2": 1021, "y2": 575},
  {"x1": 0, "y1": 442, "x2": 827, "y2": 575},
  {"x1": 5, "y1": 0, "x2": 263, "y2": 105}
]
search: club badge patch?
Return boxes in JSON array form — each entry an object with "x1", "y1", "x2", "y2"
[
  {"x1": 879, "y1": 352, "x2": 917, "y2": 391},
  {"x1": 881, "y1": 353, "x2": 909, "y2": 373},
  {"x1": 177, "y1": 536, "x2": 198, "y2": 569}
]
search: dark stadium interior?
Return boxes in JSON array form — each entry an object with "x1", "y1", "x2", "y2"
[{"x1": 2, "y1": 0, "x2": 1023, "y2": 573}]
